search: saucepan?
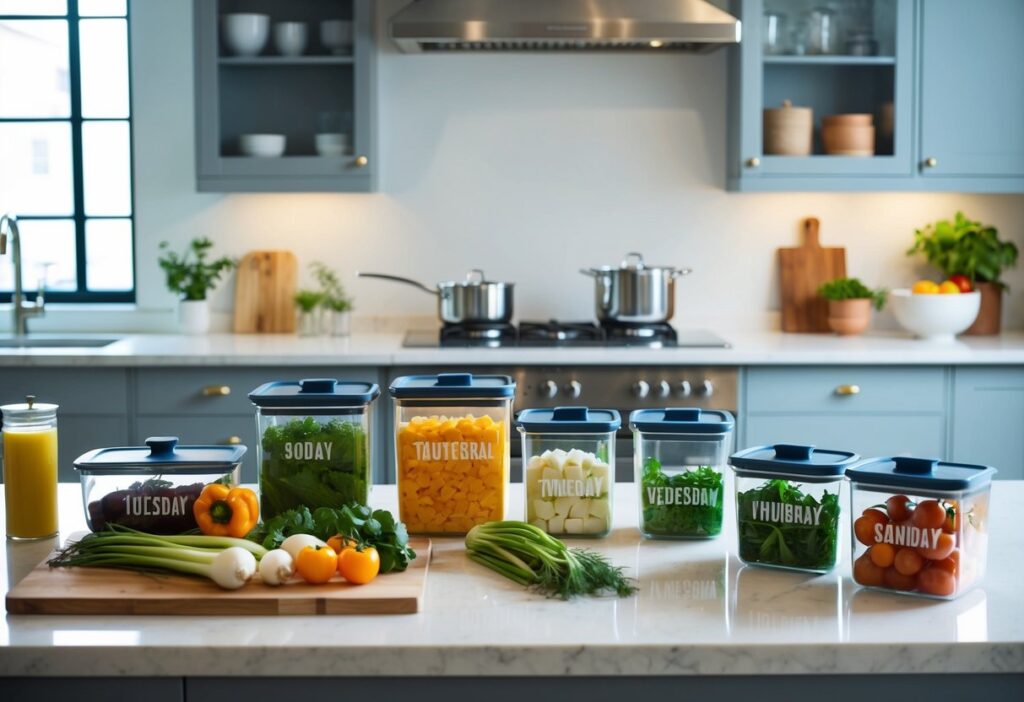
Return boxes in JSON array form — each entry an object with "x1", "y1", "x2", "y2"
[
  {"x1": 580, "y1": 252, "x2": 692, "y2": 325},
  {"x1": 358, "y1": 270, "x2": 514, "y2": 325}
]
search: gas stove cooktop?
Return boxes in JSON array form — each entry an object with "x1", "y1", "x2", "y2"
[{"x1": 403, "y1": 321, "x2": 730, "y2": 349}]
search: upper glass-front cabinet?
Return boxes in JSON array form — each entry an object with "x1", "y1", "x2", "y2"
[
  {"x1": 728, "y1": 0, "x2": 914, "y2": 189},
  {"x1": 194, "y1": 0, "x2": 376, "y2": 192}
]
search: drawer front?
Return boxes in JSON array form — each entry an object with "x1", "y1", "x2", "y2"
[
  {"x1": 0, "y1": 368, "x2": 128, "y2": 414},
  {"x1": 135, "y1": 367, "x2": 380, "y2": 415},
  {"x1": 746, "y1": 367, "x2": 947, "y2": 414},
  {"x1": 744, "y1": 414, "x2": 946, "y2": 459},
  {"x1": 136, "y1": 416, "x2": 258, "y2": 483}
]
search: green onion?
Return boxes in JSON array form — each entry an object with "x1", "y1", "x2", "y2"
[{"x1": 465, "y1": 521, "x2": 637, "y2": 599}]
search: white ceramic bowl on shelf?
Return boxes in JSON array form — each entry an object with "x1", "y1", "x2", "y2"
[
  {"x1": 889, "y1": 289, "x2": 981, "y2": 342},
  {"x1": 239, "y1": 133, "x2": 286, "y2": 157},
  {"x1": 222, "y1": 13, "x2": 270, "y2": 57}
]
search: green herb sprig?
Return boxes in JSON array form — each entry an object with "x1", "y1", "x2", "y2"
[
  {"x1": 640, "y1": 458, "x2": 724, "y2": 537},
  {"x1": 817, "y1": 277, "x2": 887, "y2": 311},
  {"x1": 736, "y1": 479, "x2": 840, "y2": 570}
]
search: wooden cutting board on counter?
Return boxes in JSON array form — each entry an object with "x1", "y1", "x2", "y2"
[
  {"x1": 7, "y1": 538, "x2": 430, "y2": 616},
  {"x1": 778, "y1": 218, "x2": 847, "y2": 333},
  {"x1": 233, "y1": 250, "x2": 298, "y2": 333}
]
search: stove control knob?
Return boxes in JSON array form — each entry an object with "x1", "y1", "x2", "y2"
[
  {"x1": 679, "y1": 380, "x2": 692, "y2": 398},
  {"x1": 633, "y1": 380, "x2": 651, "y2": 399},
  {"x1": 657, "y1": 380, "x2": 671, "y2": 398},
  {"x1": 564, "y1": 380, "x2": 583, "y2": 399},
  {"x1": 542, "y1": 380, "x2": 559, "y2": 399},
  {"x1": 698, "y1": 379, "x2": 714, "y2": 397}
]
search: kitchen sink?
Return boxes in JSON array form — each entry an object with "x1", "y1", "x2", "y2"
[{"x1": 0, "y1": 337, "x2": 121, "y2": 348}]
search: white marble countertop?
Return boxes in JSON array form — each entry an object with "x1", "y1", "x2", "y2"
[
  {"x1": 2, "y1": 482, "x2": 1022, "y2": 677},
  {"x1": 0, "y1": 330, "x2": 1023, "y2": 366}
]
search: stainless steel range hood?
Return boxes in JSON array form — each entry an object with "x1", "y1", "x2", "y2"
[{"x1": 390, "y1": 0, "x2": 741, "y2": 53}]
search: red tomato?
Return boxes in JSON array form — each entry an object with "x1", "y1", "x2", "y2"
[
  {"x1": 868, "y1": 543, "x2": 896, "y2": 568},
  {"x1": 912, "y1": 500, "x2": 947, "y2": 529},
  {"x1": 885, "y1": 495, "x2": 914, "y2": 523},
  {"x1": 884, "y1": 567, "x2": 918, "y2": 591},
  {"x1": 932, "y1": 551, "x2": 960, "y2": 576},
  {"x1": 894, "y1": 547, "x2": 924, "y2": 576},
  {"x1": 853, "y1": 552, "x2": 886, "y2": 586},
  {"x1": 917, "y1": 532, "x2": 956, "y2": 561},
  {"x1": 854, "y1": 509, "x2": 889, "y2": 546},
  {"x1": 918, "y1": 567, "x2": 957, "y2": 597},
  {"x1": 948, "y1": 274, "x2": 973, "y2": 293}
]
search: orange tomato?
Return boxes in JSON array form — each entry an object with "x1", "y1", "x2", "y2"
[
  {"x1": 943, "y1": 504, "x2": 960, "y2": 533},
  {"x1": 338, "y1": 546, "x2": 380, "y2": 585},
  {"x1": 885, "y1": 495, "x2": 914, "y2": 523},
  {"x1": 894, "y1": 547, "x2": 924, "y2": 576},
  {"x1": 884, "y1": 566, "x2": 918, "y2": 591},
  {"x1": 295, "y1": 545, "x2": 338, "y2": 584},
  {"x1": 854, "y1": 508, "x2": 889, "y2": 546},
  {"x1": 853, "y1": 552, "x2": 885, "y2": 587},
  {"x1": 917, "y1": 532, "x2": 956, "y2": 561},
  {"x1": 868, "y1": 543, "x2": 896, "y2": 568},
  {"x1": 912, "y1": 500, "x2": 947, "y2": 529},
  {"x1": 327, "y1": 534, "x2": 357, "y2": 555},
  {"x1": 932, "y1": 551, "x2": 960, "y2": 576},
  {"x1": 938, "y1": 281, "x2": 962, "y2": 295},
  {"x1": 918, "y1": 567, "x2": 957, "y2": 597},
  {"x1": 912, "y1": 280, "x2": 940, "y2": 295}
]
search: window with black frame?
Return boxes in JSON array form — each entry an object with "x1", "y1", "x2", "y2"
[{"x1": 0, "y1": 0, "x2": 135, "y2": 303}]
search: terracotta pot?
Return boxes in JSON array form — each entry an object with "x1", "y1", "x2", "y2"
[
  {"x1": 964, "y1": 281, "x2": 1003, "y2": 335},
  {"x1": 827, "y1": 298, "x2": 873, "y2": 336},
  {"x1": 763, "y1": 100, "x2": 813, "y2": 156},
  {"x1": 822, "y1": 113, "x2": 875, "y2": 156}
]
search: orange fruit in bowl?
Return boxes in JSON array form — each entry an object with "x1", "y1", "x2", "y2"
[
  {"x1": 912, "y1": 280, "x2": 940, "y2": 295},
  {"x1": 938, "y1": 281, "x2": 962, "y2": 294}
]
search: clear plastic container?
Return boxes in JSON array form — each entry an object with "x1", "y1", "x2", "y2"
[
  {"x1": 74, "y1": 436, "x2": 245, "y2": 534},
  {"x1": 630, "y1": 408, "x2": 734, "y2": 540},
  {"x1": 249, "y1": 378, "x2": 380, "y2": 520},
  {"x1": 518, "y1": 406, "x2": 620, "y2": 538},
  {"x1": 846, "y1": 456, "x2": 996, "y2": 600},
  {"x1": 390, "y1": 373, "x2": 515, "y2": 535},
  {"x1": 729, "y1": 444, "x2": 859, "y2": 573}
]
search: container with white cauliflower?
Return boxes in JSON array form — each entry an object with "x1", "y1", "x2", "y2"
[{"x1": 516, "y1": 406, "x2": 620, "y2": 538}]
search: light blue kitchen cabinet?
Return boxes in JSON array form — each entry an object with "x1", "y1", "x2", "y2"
[
  {"x1": 743, "y1": 413, "x2": 946, "y2": 459},
  {"x1": 918, "y1": 0, "x2": 1024, "y2": 186},
  {"x1": 951, "y1": 367, "x2": 1024, "y2": 480}
]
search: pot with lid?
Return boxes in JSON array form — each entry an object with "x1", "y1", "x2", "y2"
[
  {"x1": 580, "y1": 252, "x2": 692, "y2": 325},
  {"x1": 358, "y1": 269, "x2": 513, "y2": 325}
]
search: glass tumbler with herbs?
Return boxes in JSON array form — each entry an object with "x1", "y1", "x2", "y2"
[
  {"x1": 630, "y1": 408, "x2": 734, "y2": 539},
  {"x1": 249, "y1": 379, "x2": 380, "y2": 520},
  {"x1": 728, "y1": 444, "x2": 858, "y2": 573}
]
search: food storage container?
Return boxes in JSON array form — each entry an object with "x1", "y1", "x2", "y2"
[
  {"x1": 728, "y1": 444, "x2": 859, "y2": 573},
  {"x1": 518, "y1": 406, "x2": 620, "y2": 538},
  {"x1": 2, "y1": 396, "x2": 59, "y2": 540},
  {"x1": 390, "y1": 372, "x2": 515, "y2": 534},
  {"x1": 846, "y1": 456, "x2": 996, "y2": 600},
  {"x1": 249, "y1": 378, "x2": 380, "y2": 520},
  {"x1": 74, "y1": 437, "x2": 245, "y2": 534},
  {"x1": 630, "y1": 408, "x2": 734, "y2": 539}
]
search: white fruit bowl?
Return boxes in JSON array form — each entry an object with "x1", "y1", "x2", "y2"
[
  {"x1": 239, "y1": 133, "x2": 286, "y2": 158},
  {"x1": 889, "y1": 289, "x2": 981, "y2": 342}
]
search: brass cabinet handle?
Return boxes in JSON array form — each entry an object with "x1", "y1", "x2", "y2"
[
  {"x1": 202, "y1": 385, "x2": 231, "y2": 397},
  {"x1": 923, "y1": 157, "x2": 938, "y2": 168},
  {"x1": 835, "y1": 384, "x2": 861, "y2": 396},
  {"x1": 225, "y1": 436, "x2": 242, "y2": 445},
  {"x1": 353, "y1": 155, "x2": 369, "y2": 168},
  {"x1": 746, "y1": 156, "x2": 761, "y2": 168}
]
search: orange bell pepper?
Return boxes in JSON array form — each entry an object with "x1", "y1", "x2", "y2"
[{"x1": 193, "y1": 483, "x2": 259, "y2": 538}]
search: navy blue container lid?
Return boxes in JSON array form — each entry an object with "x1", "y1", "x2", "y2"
[
  {"x1": 729, "y1": 444, "x2": 858, "y2": 478},
  {"x1": 846, "y1": 456, "x2": 997, "y2": 492},
  {"x1": 389, "y1": 373, "x2": 516, "y2": 399},
  {"x1": 74, "y1": 437, "x2": 247, "y2": 475},
  {"x1": 629, "y1": 407, "x2": 735, "y2": 434},
  {"x1": 516, "y1": 406, "x2": 621, "y2": 433},
  {"x1": 249, "y1": 378, "x2": 380, "y2": 407}
]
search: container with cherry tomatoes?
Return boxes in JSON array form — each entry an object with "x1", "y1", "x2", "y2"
[{"x1": 846, "y1": 456, "x2": 996, "y2": 600}]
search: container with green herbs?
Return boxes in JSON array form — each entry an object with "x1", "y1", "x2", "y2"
[
  {"x1": 249, "y1": 378, "x2": 379, "y2": 520},
  {"x1": 729, "y1": 444, "x2": 858, "y2": 573},
  {"x1": 630, "y1": 408, "x2": 734, "y2": 539}
]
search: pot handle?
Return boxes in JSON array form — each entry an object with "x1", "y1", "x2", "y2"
[
  {"x1": 465, "y1": 269, "x2": 486, "y2": 284},
  {"x1": 671, "y1": 267, "x2": 694, "y2": 278},
  {"x1": 356, "y1": 272, "x2": 438, "y2": 297},
  {"x1": 621, "y1": 252, "x2": 646, "y2": 269},
  {"x1": 579, "y1": 268, "x2": 601, "y2": 277}
]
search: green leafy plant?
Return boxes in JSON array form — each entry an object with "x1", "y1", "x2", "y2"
[
  {"x1": 157, "y1": 238, "x2": 236, "y2": 301},
  {"x1": 736, "y1": 479, "x2": 841, "y2": 571},
  {"x1": 907, "y1": 212, "x2": 1019, "y2": 290},
  {"x1": 818, "y1": 277, "x2": 887, "y2": 311},
  {"x1": 294, "y1": 289, "x2": 324, "y2": 313},
  {"x1": 640, "y1": 458, "x2": 724, "y2": 537},
  {"x1": 310, "y1": 262, "x2": 354, "y2": 313}
]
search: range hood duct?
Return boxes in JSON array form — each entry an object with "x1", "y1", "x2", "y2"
[{"x1": 390, "y1": 0, "x2": 741, "y2": 53}]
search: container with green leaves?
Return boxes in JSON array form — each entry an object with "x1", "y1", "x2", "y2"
[
  {"x1": 630, "y1": 408, "x2": 734, "y2": 539},
  {"x1": 818, "y1": 277, "x2": 887, "y2": 336},
  {"x1": 729, "y1": 444, "x2": 858, "y2": 573},
  {"x1": 249, "y1": 378, "x2": 380, "y2": 521}
]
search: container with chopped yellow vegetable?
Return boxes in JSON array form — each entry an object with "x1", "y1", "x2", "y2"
[{"x1": 390, "y1": 373, "x2": 515, "y2": 535}]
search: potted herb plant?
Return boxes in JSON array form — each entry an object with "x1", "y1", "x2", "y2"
[
  {"x1": 294, "y1": 289, "x2": 324, "y2": 337},
  {"x1": 311, "y1": 262, "x2": 354, "y2": 337},
  {"x1": 158, "y1": 238, "x2": 236, "y2": 335},
  {"x1": 908, "y1": 212, "x2": 1019, "y2": 335},
  {"x1": 818, "y1": 277, "x2": 887, "y2": 336}
]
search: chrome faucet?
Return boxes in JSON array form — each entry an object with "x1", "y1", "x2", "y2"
[{"x1": 0, "y1": 214, "x2": 45, "y2": 336}]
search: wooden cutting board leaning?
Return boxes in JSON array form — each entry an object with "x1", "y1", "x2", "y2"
[
  {"x1": 233, "y1": 251, "x2": 298, "y2": 333},
  {"x1": 6, "y1": 537, "x2": 431, "y2": 616},
  {"x1": 778, "y1": 218, "x2": 848, "y2": 333}
]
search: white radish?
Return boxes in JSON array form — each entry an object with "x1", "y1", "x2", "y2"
[
  {"x1": 281, "y1": 534, "x2": 326, "y2": 560},
  {"x1": 209, "y1": 547, "x2": 257, "y2": 590},
  {"x1": 258, "y1": 548, "x2": 294, "y2": 586}
]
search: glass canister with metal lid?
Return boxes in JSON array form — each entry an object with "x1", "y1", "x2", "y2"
[{"x1": 2, "y1": 395, "x2": 59, "y2": 540}]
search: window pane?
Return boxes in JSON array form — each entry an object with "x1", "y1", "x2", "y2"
[
  {"x1": 82, "y1": 120, "x2": 131, "y2": 216},
  {"x1": 85, "y1": 218, "x2": 133, "y2": 291},
  {"x1": 0, "y1": 20, "x2": 70, "y2": 117},
  {"x1": 0, "y1": 219, "x2": 76, "y2": 293},
  {"x1": 79, "y1": 18, "x2": 128, "y2": 118},
  {"x1": 78, "y1": 0, "x2": 126, "y2": 16},
  {"x1": 0, "y1": 122, "x2": 73, "y2": 216},
  {"x1": 0, "y1": 0, "x2": 66, "y2": 15}
]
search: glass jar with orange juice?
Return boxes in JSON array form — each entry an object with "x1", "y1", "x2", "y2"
[{"x1": 2, "y1": 395, "x2": 59, "y2": 540}]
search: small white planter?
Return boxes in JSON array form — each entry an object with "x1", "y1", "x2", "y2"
[
  {"x1": 179, "y1": 299, "x2": 210, "y2": 335},
  {"x1": 328, "y1": 310, "x2": 351, "y2": 337}
]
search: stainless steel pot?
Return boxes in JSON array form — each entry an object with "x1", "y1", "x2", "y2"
[
  {"x1": 580, "y1": 252, "x2": 692, "y2": 325},
  {"x1": 358, "y1": 269, "x2": 514, "y2": 325}
]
